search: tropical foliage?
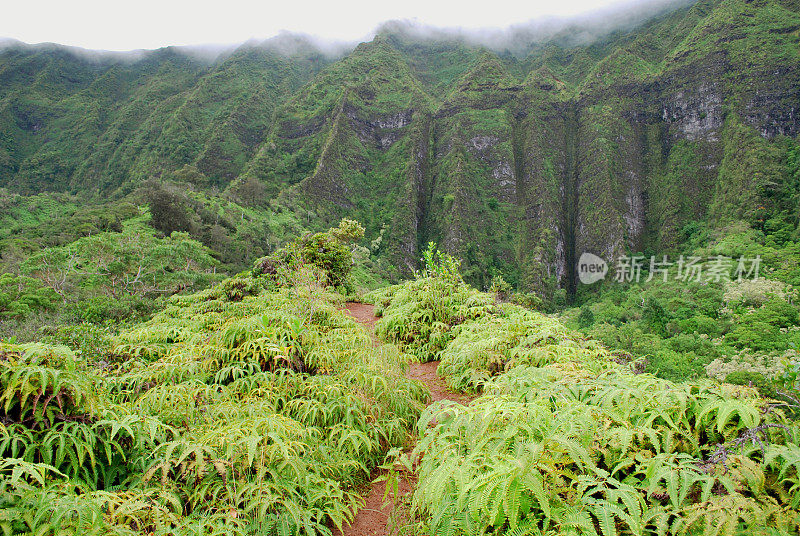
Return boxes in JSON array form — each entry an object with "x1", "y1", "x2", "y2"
[
  {"x1": 562, "y1": 220, "x2": 800, "y2": 388},
  {"x1": 1, "y1": 0, "x2": 800, "y2": 532},
  {"x1": 0, "y1": 274, "x2": 58, "y2": 320},
  {"x1": 21, "y1": 217, "x2": 218, "y2": 300},
  {"x1": 0, "y1": 222, "x2": 428, "y2": 535},
  {"x1": 372, "y1": 254, "x2": 800, "y2": 535},
  {"x1": 411, "y1": 369, "x2": 800, "y2": 536},
  {"x1": 2, "y1": 0, "x2": 798, "y2": 291},
  {"x1": 253, "y1": 219, "x2": 365, "y2": 290}
]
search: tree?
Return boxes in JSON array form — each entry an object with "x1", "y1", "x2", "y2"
[
  {"x1": 253, "y1": 219, "x2": 366, "y2": 288},
  {"x1": 330, "y1": 218, "x2": 365, "y2": 243},
  {"x1": 21, "y1": 218, "x2": 219, "y2": 299},
  {"x1": 229, "y1": 175, "x2": 268, "y2": 207},
  {"x1": 0, "y1": 273, "x2": 59, "y2": 319},
  {"x1": 142, "y1": 180, "x2": 198, "y2": 236}
]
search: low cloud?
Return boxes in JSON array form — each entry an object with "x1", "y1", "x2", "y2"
[
  {"x1": 0, "y1": 0, "x2": 696, "y2": 64},
  {"x1": 374, "y1": 0, "x2": 696, "y2": 53},
  {"x1": 0, "y1": 33, "x2": 354, "y2": 65}
]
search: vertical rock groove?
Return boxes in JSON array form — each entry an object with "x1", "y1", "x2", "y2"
[{"x1": 563, "y1": 103, "x2": 580, "y2": 300}]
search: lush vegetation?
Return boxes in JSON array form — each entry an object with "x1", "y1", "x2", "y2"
[
  {"x1": 411, "y1": 369, "x2": 800, "y2": 535},
  {"x1": 0, "y1": 199, "x2": 221, "y2": 341},
  {"x1": 559, "y1": 218, "x2": 800, "y2": 392},
  {"x1": 3, "y1": 218, "x2": 800, "y2": 534},
  {"x1": 2, "y1": 0, "x2": 798, "y2": 292},
  {"x1": 1, "y1": 1, "x2": 800, "y2": 533},
  {"x1": 558, "y1": 126, "x2": 799, "y2": 387},
  {"x1": 371, "y1": 252, "x2": 800, "y2": 535},
  {"x1": 0, "y1": 222, "x2": 428, "y2": 535},
  {"x1": 0, "y1": 184, "x2": 390, "y2": 342}
]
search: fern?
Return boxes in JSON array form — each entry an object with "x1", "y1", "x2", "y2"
[{"x1": 374, "y1": 275, "x2": 800, "y2": 536}]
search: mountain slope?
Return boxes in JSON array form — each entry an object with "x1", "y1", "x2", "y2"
[{"x1": 1, "y1": 0, "x2": 798, "y2": 297}]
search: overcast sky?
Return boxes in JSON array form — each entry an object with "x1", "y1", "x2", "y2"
[{"x1": 2, "y1": 0, "x2": 662, "y2": 51}]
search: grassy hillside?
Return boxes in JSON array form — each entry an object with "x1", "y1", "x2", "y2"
[{"x1": 0, "y1": 222, "x2": 428, "y2": 535}]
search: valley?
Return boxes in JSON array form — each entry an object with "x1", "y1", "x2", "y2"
[{"x1": 1, "y1": 0, "x2": 799, "y2": 534}]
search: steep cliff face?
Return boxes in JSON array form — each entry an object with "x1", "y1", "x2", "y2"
[
  {"x1": 269, "y1": 0, "x2": 799, "y2": 294},
  {"x1": 423, "y1": 55, "x2": 522, "y2": 286},
  {"x1": 244, "y1": 39, "x2": 437, "y2": 273},
  {"x1": 514, "y1": 68, "x2": 573, "y2": 297},
  {"x1": 551, "y1": 0, "x2": 800, "y2": 293},
  {"x1": 1, "y1": 0, "x2": 798, "y2": 297}
]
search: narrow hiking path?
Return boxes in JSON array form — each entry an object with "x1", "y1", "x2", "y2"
[{"x1": 334, "y1": 302, "x2": 471, "y2": 536}]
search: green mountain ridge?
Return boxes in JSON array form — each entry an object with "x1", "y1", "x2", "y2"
[{"x1": 1, "y1": 0, "x2": 798, "y2": 296}]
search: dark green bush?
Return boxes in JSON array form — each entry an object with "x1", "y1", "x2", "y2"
[
  {"x1": 510, "y1": 291, "x2": 543, "y2": 311},
  {"x1": 675, "y1": 314, "x2": 723, "y2": 337},
  {"x1": 74, "y1": 297, "x2": 132, "y2": 324},
  {"x1": 299, "y1": 233, "x2": 353, "y2": 287},
  {"x1": 577, "y1": 305, "x2": 595, "y2": 329},
  {"x1": 642, "y1": 298, "x2": 670, "y2": 337},
  {"x1": 648, "y1": 349, "x2": 707, "y2": 381},
  {"x1": 42, "y1": 322, "x2": 116, "y2": 364},
  {"x1": 725, "y1": 370, "x2": 777, "y2": 399},
  {"x1": 750, "y1": 296, "x2": 800, "y2": 328},
  {"x1": 0, "y1": 273, "x2": 59, "y2": 319},
  {"x1": 667, "y1": 333, "x2": 718, "y2": 357},
  {"x1": 726, "y1": 320, "x2": 787, "y2": 352},
  {"x1": 75, "y1": 295, "x2": 155, "y2": 324}
]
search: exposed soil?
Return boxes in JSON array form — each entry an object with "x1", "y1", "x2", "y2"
[
  {"x1": 334, "y1": 302, "x2": 471, "y2": 536},
  {"x1": 405, "y1": 360, "x2": 472, "y2": 405},
  {"x1": 344, "y1": 302, "x2": 381, "y2": 341}
]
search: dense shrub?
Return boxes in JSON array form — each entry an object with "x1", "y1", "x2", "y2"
[
  {"x1": 409, "y1": 368, "x2": 800, "y2": 536},
  {"x1": 725, "y1": 370, "x2": 778, "y2": 399},
  {"x1": 253, "y1": 219, "x2": 365, "y2": 289},
  {"x1": 0, "y1": 274, "x2": 59, "y2": 319},
  {"x1": 41, "y1": 321, "x2": 116, "y2": 364},
  {"x1": 564, "y1": 256, "x2": 800, "y2": 381},
  {"x1": 369, "y1": 250, "x2": 497, "y2": 362},
  {"x1": 0, "y1": 225, "x2": 427, "y2": 536},
  {"x1": 437, "y1": 306, "x2": 614, "y2": 391},
  {"x1": 726, "y1": 320, "x2": 786, "y2": 352},
  {"x1": 374, "y1": 269, "x2": 800, "y2": 535}
]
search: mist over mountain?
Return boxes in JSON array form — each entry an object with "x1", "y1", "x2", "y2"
[
  {"x1": 0, "y1": 32, "x2": 348, "y2": 64},
  {"x1": 1, "y1": 0, "x2": 798, "y2": 297},
  {"x1": 375, "y1": 0, "x2": 697, "y2": 53},
  {"x1": 1, "y1": 0, "x2": 695, "y2": 61}
]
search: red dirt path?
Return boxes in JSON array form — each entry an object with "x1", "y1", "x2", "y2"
[{"x1": 333, "y1": 302, "x2": 470, "y2": 536}]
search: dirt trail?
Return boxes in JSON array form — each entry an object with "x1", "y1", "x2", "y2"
[{"x1": 334, "y1": 302, "x2": 470, "y2": 536}]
